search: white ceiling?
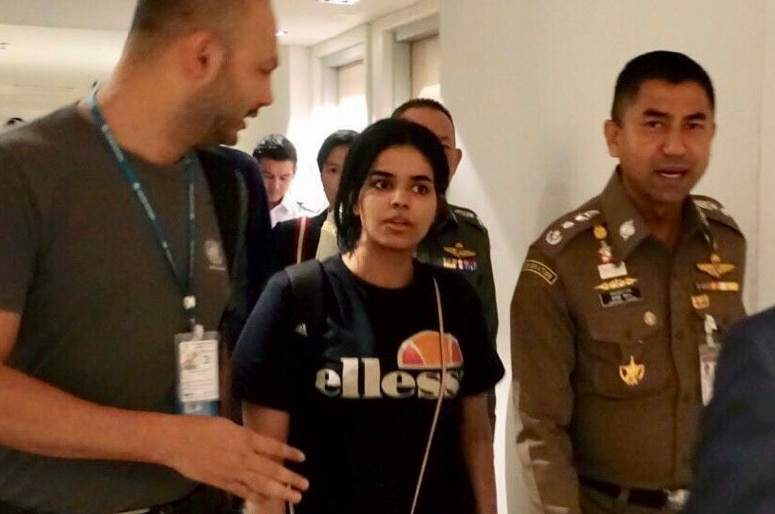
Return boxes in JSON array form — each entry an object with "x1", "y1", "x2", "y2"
[
  {"x1": 0, "y1": 0, "x2": 421, "y2": 45},
  {"x1": 0, "y1": 0, "x2": 420, "y2": 117}
]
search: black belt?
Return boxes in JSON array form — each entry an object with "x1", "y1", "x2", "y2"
[{"x1": 580, "y1": 476, "x2": 676, "y2": 510}]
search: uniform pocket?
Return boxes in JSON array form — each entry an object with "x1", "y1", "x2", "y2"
[{"x1": 587, "y1": 313, "x2": 670, "y2": 399}]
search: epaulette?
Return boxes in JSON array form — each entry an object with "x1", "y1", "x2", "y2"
[
  {"x1": 692, "y1": 195, "x2": 742, "y2": 234},
  {"x1": 450, "y1": 204, "x2": 486, "y2": 230},
  {"x1": 535, "y1": 200, "x2": 604, "y2": 256},
  {"x1": 297, "y1": 202, "x2": 320, "y2": 215}
]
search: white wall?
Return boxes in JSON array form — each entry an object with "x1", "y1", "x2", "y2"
[
  {"x1": 759, "y1": 2, "x2": 775, "y2": 312},
  {"x1": 235, "y1": 45, "x2": 330, "y2": 211},
  {"x1": 441, "y1": 1, "x2": 769, "y2": 512},
  {"x1": 0, "y1": 24, "x2": 123, "y2": 121}
]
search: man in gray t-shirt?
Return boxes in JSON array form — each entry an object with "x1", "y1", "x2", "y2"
[{"x1": 0, "y1": 1, "x2": 308, "y2": 513}]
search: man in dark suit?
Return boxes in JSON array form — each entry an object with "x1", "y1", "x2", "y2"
[{"x1": 685, "y1": 306, "x2": 775, "y2": 514}]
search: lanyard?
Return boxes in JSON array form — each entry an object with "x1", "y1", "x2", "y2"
[{"x1": 87, "y1": 91, "x2": 199, "y2": 328}]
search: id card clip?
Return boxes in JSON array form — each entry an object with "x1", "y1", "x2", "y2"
[{"x1": 174, "y1": 325, "x2": 220, "y2": 416}]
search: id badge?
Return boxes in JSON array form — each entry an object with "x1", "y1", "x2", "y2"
[
  {"x1": 699, "y1": 343, "x2": 720, "y2": 405},
  {"x1": 175, "y1": 325, "x2": 220, "y2": 416}
]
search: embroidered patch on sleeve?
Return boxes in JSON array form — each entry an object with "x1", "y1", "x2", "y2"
[{"x1": 522, "y1": 259, "x2": 558, "y2": 285}]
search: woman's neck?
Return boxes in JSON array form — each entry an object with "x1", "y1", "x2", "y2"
[{"x1": 342, "y1": 244, "x2": 415, "y2": 289}]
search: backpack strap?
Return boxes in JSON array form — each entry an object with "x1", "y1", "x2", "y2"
[
  {"x1": 286, "y1": 260, "x2": 326, "y2": 341},
  {"x1": 198, "y1": 149, "x2": 242, "y2": 275},
  {"x1": 294, "y1": 216, "x2": 310, "y2": 264}
]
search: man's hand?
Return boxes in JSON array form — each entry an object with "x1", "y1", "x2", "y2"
[{"x1": 159, "y1": 415, "x2": 308, "y2": 504}]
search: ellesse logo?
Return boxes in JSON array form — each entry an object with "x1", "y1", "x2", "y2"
[
  {"x1": 315, "y1": 330, "x2": 464, "y2": 400},
  {"x1": 397, "y1": 330, "x2": 463, "y2": 370}
]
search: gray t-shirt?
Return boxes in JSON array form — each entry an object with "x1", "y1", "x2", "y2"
[{"x1": 0, "y1": 105, "x2": 231, "y2": 512}]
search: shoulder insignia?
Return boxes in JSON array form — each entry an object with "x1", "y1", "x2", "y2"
[
  {"x1": 521, "y1": 259, "x2": 557, "y2": 285},
  {"x1": 692, "y1": 195, "x2": 742, "y2": 233},
  {"x1": 444, "y1": 242, "x2": 477, "y2": 258},
  {"x1": 297, "y1": 202, "x2": 319, "y2": 215},
  {"x1": 535, "y1": 202, "x2": 603, "y2": 255},
  {"x1": 450, "y1": 205, "x2": 483, "y2": 225}
]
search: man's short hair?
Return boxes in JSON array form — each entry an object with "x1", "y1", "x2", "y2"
[
  {"x1": 391, "y1": 98, "x2": 456, "y2": 129},
  {"x1": 611, "y1": 50, "x2": 715, "y2": 123},
  {"x1": 316, "y1": 130, "x2": 359, "y2": 172},
  {"x1": 253, "y1": 134, "x2": 298, "y2": 164},
  {"x1": 127, "y1": 0, "x2": 247, "y2": 51}
]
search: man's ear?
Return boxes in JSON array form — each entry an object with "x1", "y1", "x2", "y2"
[
  {"x1": 177, "y1": 31, "x2": 226, "y2": 84},
  {"x1": 603, "y1": 120, "x2": 621, "y2": 158},
  {"x1": 449, "y1": 148, "x2": 463, "y2": 180}
]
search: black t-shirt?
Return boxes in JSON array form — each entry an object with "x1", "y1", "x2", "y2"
[{"x1": 233, "y1": 256, "x2": 504, "y2": 514}]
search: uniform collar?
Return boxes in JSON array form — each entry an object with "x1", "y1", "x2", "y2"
[
  {"x1": 431, "y1": 196, "x2": 458, "y2": 233},
  {"x1": 275, "y1": 193, "x2": 297, "y2": 213},
  {"x1": 600, "y1": 168, "x2": 709, "y2": 261}
]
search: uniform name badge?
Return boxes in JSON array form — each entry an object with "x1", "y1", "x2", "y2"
[
  {"x1": 699, "y1": 314, "x2": 720, "y2": 406},
  {"x1": 175, "y1": 325, "x2": 220, "y2": 416}
]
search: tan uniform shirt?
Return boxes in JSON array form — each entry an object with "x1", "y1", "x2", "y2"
[{"x1": 511, "y1": 171, "x2": 746, "y2": 513}]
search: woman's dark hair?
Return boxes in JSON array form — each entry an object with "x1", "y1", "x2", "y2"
[{"x1": 334, "y1": 118, "x2": 450, "y2": 253}]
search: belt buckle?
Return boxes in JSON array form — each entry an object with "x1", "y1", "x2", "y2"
[{"x1": 664, "y1": 488, "x2": 690, "y2": 510}]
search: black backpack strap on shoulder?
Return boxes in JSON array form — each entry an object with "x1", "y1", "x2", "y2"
[
  {"x1": 198, "y1": 148, "x2": 241, "y2": 275},
  {"x1": 286, "y1": 260, "x2": 326, "y2": 341}
]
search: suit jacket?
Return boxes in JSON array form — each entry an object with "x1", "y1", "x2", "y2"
[
  {"x1": 268, "y1": 210, "x2": 328, "y2": 274},
  {"x1": 685, "y1": 306, "x2": 775, "y2": 514}
]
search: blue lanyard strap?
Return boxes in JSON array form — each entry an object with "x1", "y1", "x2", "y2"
[{"x1": 87, "y1": 91, "x2": 198, "y2": 327}]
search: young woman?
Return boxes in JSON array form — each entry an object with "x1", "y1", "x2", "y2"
[{"x1": 232, "y1": 118, "x2": 504, "y2": 514}]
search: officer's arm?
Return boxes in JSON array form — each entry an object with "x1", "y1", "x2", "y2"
[
  {"x1": 686, "y1": 320, "x2": 775, "y2": 514},
  {"x1": 476, "y1": 231, "x2": 499, "y2": 348},
  {"x1": 461, "y1": 392, "x2": 498, "y2": 514},
  {"x1": 243, "y1": 403, "x2": 292, "y2": 514},
  {"x1": 474, "y1": 231, "x2": 499, "y2": 436},
  {"x1": 511, "y1": 248, "x2": 580, "y2": 514}
]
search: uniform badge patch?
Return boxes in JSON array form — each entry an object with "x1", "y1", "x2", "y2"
[
  {"x1": 619, "y1": 356, "x2": 645, "y2": 386},
  {"x1": 696, "y1": 253, "x2": 735, "y2": 279},
  {"x1": 696, "y1": 281, "x2": 739, "y2": 292},
  {"x1": 694, "y1": 199, "x2": 719, "y2": 211},
  {"x1": 619, "y1": 220, "x2": 635, "y2": 241},
  {"x1": 692, "y1": 294, "x2": 711, "y2": 310},
  {"x1": 522, "y1": 260, "x2": 557, "y2": 285},
  {"x1": 204, "y1": 239, "x2": 226, "y2": 271},
  {"x1": 595, "y1": 277, "x2": 637, "y2": 291},
  {"x1": 546, "y1": 230, "x2": 562, "y2": 245},
  {"x1": 442, "y1": 243, "x2": 478, "y2": 271},
  {"x1": 574, "y1": 209, "x2": 600, "y2": 222},
  {"x1": 598, "y1": 262, "x2": 627, "y2": 280},
  {"x1": 599, "y1": 287, "x2": 642, "y2": 307},
  {"x1": 443, "y1": 242, "x2": 477, "y2": 258}
]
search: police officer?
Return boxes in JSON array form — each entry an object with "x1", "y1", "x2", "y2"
[
  {"x1": 393, "y1": 99, "x2": 498, "y2": 432},
  {"x1": 511, "y1": 51, "x2": 746, "y2": 514}
]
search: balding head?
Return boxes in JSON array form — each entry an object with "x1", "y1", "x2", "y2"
[{"x1": 125, "y1": 0, "x2": 249, "y2": 58}]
